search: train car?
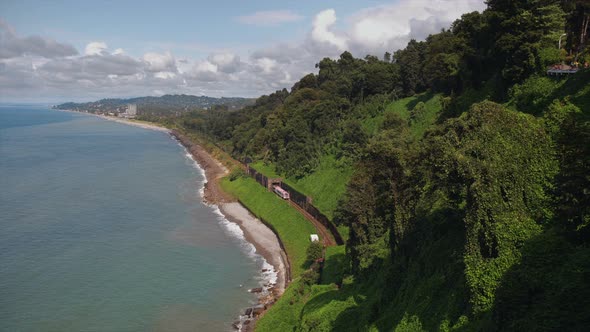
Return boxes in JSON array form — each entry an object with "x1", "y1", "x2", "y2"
[{"x1": 273, "y1": 185, "x2": 290, "y2": 200}]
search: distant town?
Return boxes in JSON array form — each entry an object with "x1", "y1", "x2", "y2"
[{"x1": 52, "y1": 94, "x2": 255, "y2": 117}]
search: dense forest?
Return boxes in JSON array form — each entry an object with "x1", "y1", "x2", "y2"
[{"x1": 153, "y1": 1, "x2": 589, "y2": 331}]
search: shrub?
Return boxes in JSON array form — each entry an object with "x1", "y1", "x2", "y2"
[
  {"x1": 509, "y1": 76, "x2": 556, "y2": 115},
  {"x1": 301, "y1": 268, "x2": 320, "y2": 285},
  {"x1": 306, "y1": 241, "x2": 324, "y2": 263}
]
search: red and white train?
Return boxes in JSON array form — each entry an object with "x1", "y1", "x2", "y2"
[{"x1": 273, "y1": 185, "x2": 290, "y2": 200}]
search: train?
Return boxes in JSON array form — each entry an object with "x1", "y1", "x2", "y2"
[{"x1": 273, "y1": 185, "x2": 290, "y2": 200}]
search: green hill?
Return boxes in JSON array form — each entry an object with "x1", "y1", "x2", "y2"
[{"x1": 146, "y1": 1, "x2": 590, "y2": 330}]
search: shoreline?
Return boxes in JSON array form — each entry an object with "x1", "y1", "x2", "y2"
[
  {"x1": 171, "y1": 131, "x2": 288, "y2": 331},
  {"x1": 55, "y1": 109, "x2": 172, "y2": 133},
  {"x1": 67, "y1": 110, "x2": 288, "y2": 330}
]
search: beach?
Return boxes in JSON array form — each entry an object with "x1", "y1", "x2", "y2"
[{"x1": 170, "y1": 130, "x2": 289, "y2": 295}]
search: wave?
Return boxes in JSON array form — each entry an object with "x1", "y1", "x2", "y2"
[{"x1": 211, "y1": 205, "x2": 278, "y2": 287}]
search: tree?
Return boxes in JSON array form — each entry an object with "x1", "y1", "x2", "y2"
[
  {"x1": 395, "y1": 39, "x2": 427, "y2": 95},
  {"x1": 306, "y1": 241, "x2": 323, "y2": 263},
  {"x1": 384, "y1": 51, "x2": 392, "y2": 62},
  {"x1": 487, "y1": 0, "x2": 566, "y2": 84}
]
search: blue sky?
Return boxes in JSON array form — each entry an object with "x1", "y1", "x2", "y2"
[{"x1": 0, "y1": 0, "x2": 486, "y2": 102}]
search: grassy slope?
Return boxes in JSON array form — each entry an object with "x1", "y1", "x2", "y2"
[
  {"x1": 250, "y1": 154, "x2": 353, "y2": 222},
  {"x1": 363, "y1": 92, "x2": 443, "y2": 139},
  {"x1": 321, "y1": 245, "x2": 347, "y2": 285},
  {"x1": 220, "y1": 177, "x2": 316, "y2": 277}
]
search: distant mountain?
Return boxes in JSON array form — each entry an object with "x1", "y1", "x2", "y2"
[{"x1": 53, "y1": 94, "x2": 255, "y2": 115}]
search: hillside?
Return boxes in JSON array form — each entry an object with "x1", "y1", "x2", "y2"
[{"x1": 147, "y1": 1, "x2": 590, "y2": 331}]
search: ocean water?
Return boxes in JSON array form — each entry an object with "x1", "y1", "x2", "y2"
[{"x1": 0, "y1": 106, "x2": 267, "y2": 331}]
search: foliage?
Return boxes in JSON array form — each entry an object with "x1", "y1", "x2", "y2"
[
  {"x1": 301, "y1": 268, "x2": 321, "y2": 286},
  {"x1": 510, "y1": 76, "x2": 558, "y2": 114},
  {"x1": 306, "y1": 241, "x2": 323, "y2": 264},
  {"x1": 422, "y1": 101, "x2": 558, "y2": 313}
]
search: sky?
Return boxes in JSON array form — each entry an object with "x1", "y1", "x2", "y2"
[{"x1": 0, "y1": 0, "x2": 486, "y2": 103}]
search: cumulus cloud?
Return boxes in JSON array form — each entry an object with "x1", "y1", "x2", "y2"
[
  {"x1": 207, "y1": 53, "x2": 242, "y2": 73},
  {"x1": 143, "y1": 51, "x2": 177, "y2": 73},
  {"x1": 311, "y1": 9, "x2": 348, "y2": 52},
  {"x1": 84, "y1": 41, "x2": 108, "y2": 56},
  {"x1": 254, "y1": 57, "x2": 277, "y2": 74},
  {"x1": 237, "y1": 10, "x2": 303, "y2": 26},
  {"x1": 0, "y1": 19, "x2": 78, "y2": 59},
  {"x1": 347, "y1": 0, "x2": 487, "y2": 55}
]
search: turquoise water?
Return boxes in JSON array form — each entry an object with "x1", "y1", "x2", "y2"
[{"x1": 0, "y1": 107, "x2": 266, "y2": 331}]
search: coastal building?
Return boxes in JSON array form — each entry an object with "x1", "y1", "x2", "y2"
[
  {"x1": 120, "y1": 104, "x2": 137, "y2": 118},
  {"x1": 126, "y1": 104, "x2": 137, "y2": 117}
]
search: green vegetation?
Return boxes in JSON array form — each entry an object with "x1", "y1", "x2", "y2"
[
  {"x1": 364, "y1": 92, "x2": 443, "y2": 139},
  {"x1": 306, "y1": 241, "x2": 323, "y2": 263},
  {"x1": 144, "y1": 1, "x2": 590, "y2": 330},
  {"x1": 321, "y1": 245, "x2": 347, "y2": 285},
  {"x1": 220, "y1": 176, "x2": 316, "y2": 277},
  {"x1": 250, "y1": 154, "x2": 353, "y2": 221}
]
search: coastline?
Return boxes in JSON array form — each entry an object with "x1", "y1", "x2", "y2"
[
  {"x1": 170, "y1": 131, "x2": 288, "y2": 331},
  {"x1": 53, "y1": 109, "x2": 171, "y2": 133},
  {"x1": 72, "y1": 111, "x2": 288, "y2": 330}
]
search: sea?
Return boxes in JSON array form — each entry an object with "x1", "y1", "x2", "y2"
[{"x1": 0, "y1": 106, "x2": 270, "y2": 331}]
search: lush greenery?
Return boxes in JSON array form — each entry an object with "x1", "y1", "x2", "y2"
[{"x1": 146, "y1": 1, "x2": 590, "y2": 331}]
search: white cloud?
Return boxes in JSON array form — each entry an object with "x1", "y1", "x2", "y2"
[
  {"x1": 311, "y1": 9, "x2": 348, "y2": 51},
  {"x1": 348, "y1": 0, "x2": 487, "y2": 55},
  {"x1": 84, "y1": 41, "x2": 108, "y2": 56},
  {"x1": 112, "y1": 48, "x2": 125, "y2": 55},
  {"x1": 194, "y1": 60, "x2": 218, "y2": 73},
  {"x1": 255, "y1": 57, "x2": 277, "y2": 74},
  {"x1": 142, "y1": 51, "x2": 177, "y2": 72},
  {"x1": 207, "y1": 53, "x2": 242, "y2": 73},
  {"x1": 237, "y1": 10, "x2": 303, "y2": 26},
  {"x1": 154, "y1": 71, "x2": 176, "y2": 79}
]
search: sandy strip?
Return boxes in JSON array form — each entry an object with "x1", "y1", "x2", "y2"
[
  {"x1": 220, "y1": 202, "x2": 286, "y2": 295},
  {"x1": 53, "y1": 109, "x2": 171, "y2": 133},
  {"x1": 97, "y1": 116, "x2": 171, "y2": 133}
]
